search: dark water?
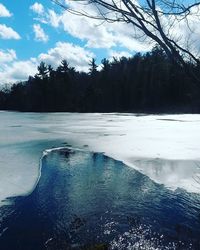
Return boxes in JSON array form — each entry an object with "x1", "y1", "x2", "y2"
[{"x1": 0, "y1": 149, "x2": 200, "y2": 250}]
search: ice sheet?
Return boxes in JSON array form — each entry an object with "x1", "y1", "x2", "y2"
[{"x1": 0, "y1": 111, "x2": 200, "y2": 205}]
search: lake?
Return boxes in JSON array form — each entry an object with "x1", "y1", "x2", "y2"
[{"x1": 0, "y1": 112, "x2": 200, "y2": 249}]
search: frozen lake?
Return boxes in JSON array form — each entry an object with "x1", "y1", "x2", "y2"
[{"x1": 0, "y1": 111, "x2": 200, "y2": 205}]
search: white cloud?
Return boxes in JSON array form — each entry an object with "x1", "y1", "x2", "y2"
[
  {"x1": 62, "y1": 1, "x2": 152, "y2": 51},
  {"x1": 5, "y1": 61, "x2": 37, "y2": 81},
  {"x1": 33, "y1": 24, "x2": 49, "y2": 42},
  {"x1": 30, "y1": 2, "x2": 44, "y2": 15},
  {"x1": 0, "y1": 42, "x2": 94, "y2": 84},
  {"x1": 59, "y1": 11, "x2": 150, "y2": 50},
  {"x1": 0, "y1": 49, "x2": 17, "y2": 63},
  {"x1": 108, "y1": 50, "x2": 132, "y2": 60},
  {"x1": 47, "y1": 9, "x2": 61, "y2": 28},
  {"x1": 30, "y1": 3, "x2": 150, "y2": 52},
  {"x1": 38, "y1": 42, "x2": 94, "y2": 71},
  {"x1": 0, "y1": 60, "x2": 38, "y2": 84},
  {"x1": 0, "y1": 3, "x2": 12, "y2": 17},
  {"x1": 60, "y1": 11, "x2": 116, "y2": 48},
  {"x1": 168, "y1": 7, "x2": 200, "y2": 56},
  {"x1": 0, "y1": 24, "x2": 20, "y2": 39}
]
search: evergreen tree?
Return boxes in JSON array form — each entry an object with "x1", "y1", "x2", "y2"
[
  {"x1": 37, "y1": 62, "x2": 48, "y2": 80},
  {"x1": 89, "y1": 58, "x2": 98, "y2": 75},
  {"x1": 1, "y1": 46, "x2": 200, "y2": 113}
]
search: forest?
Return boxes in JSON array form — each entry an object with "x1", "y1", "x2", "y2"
[{"x1": 0, "y1": 46, "x2": 200, "y2": 113}]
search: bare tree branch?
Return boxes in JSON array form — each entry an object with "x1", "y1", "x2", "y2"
[{"x1": 51, "y1": 0, "x2": 200, "y2": 82}]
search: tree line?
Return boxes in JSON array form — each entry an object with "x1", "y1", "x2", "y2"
[{"x1": 0, "y1": 46, "x2": 200, "y2": 113}]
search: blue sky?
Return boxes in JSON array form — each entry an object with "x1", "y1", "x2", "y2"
[
  {"x1": 1, "y1": 0, "x2": 142, "y2": 84},
  {"x1": 0, "y1": 0, "x2": 198, "y2": 84},
  {"x1": 0, "y1": 0, "x2": 134, "y2": 84},
  {"x1": 1, "y1": 0, "x2": 94, "y2": 60}
]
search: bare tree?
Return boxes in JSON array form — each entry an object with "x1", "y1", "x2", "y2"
[{"x1": 52, "y1": 0, "x2": 200, "y2": 80}]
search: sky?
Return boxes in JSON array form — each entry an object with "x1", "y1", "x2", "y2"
[
  {"x1": 0, "y1": 0, "x2": 199, "y2": 84},
  {"x1": 0, "y1": 0, "x2": 149, "y2": 84}
]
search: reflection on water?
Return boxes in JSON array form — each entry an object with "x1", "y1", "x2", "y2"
[
  {"x1": 0, "y1": 149, "x2": 200, "y2": 249},
  {"x1": 129, "y1": 158, "x2": 200, "y2": 192}
]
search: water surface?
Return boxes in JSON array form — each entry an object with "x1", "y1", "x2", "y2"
[{"x1": 0, "y1": 149, "x2": 200, "y2": 249}]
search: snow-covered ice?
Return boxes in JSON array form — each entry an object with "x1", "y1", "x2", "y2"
[{"x1": 0, "y1": 111, "x2": 200, "y2": 205}]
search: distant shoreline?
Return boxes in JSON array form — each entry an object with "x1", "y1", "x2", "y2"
[{"x1": 1, "y1": 109, "x2": 200, "y2": 115}]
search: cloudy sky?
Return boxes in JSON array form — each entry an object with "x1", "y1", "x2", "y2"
[
  {"x1": 0, "y1": 0, "x2": 151, "y2": 84},
  {"x1": 0, "y1": 0, "x2": 199, "y2": 84}
]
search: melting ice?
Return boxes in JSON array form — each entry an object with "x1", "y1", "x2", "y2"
[{"x1": 0, "y1": 111, "x2": 200, "y2": 205}]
